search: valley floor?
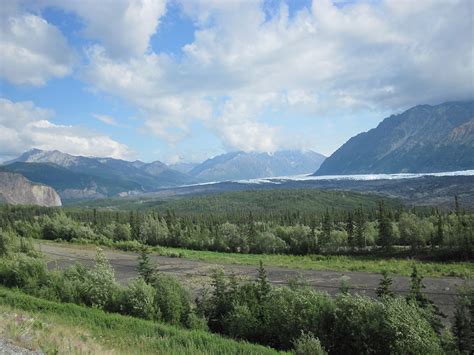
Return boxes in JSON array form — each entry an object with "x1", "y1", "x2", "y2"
[{"x1": 38, "y1": 241, "x2": 473, "y2": 322}]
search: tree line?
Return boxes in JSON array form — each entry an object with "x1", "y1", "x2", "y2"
[{"x1": 0, "y1": 199, "x2": 472, "y2": 259}]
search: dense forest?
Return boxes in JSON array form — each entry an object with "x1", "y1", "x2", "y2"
[{"x1": 1, "y1": 194, "x2": 472, "y2": 260}]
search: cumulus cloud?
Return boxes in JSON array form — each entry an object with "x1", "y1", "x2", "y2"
[
  {"x1": 0, "y1": 7, "x2": 75, "y2": 86},
  {"x1": 0, "y1": 98, "x2": 133, "y2": 161},
  {"x1": 78, "y1": 0, "x2": 472, "y2": 153},
  {"x1": 45, "y1": 0, "x2": 167, "y2": 58}
]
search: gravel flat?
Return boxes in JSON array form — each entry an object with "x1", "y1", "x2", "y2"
[{"x1": 38, "y1": 242, "x2": 472, "y2": 322}]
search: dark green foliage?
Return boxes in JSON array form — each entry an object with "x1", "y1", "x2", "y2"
[
  {"x1": 137, "y1": 248, "x2": 156, "y2": 283},
  {"x1": 199, "y1": 272, "x2": 443, "y2": 353},
  {"x1": 0, "y1": 228, "x2": 12, "y2": 256},
  {"x1": 257, "y1": 261, "x2": 271, "y2": 301},
  {"x1": 320, "y1": 209, "x2": 332, "y2": 247},
  {"x1": 1, "y1": 195, "x2": 473, "y2": 260},
  {"x1": 377, "y1": 201, "x2": 395, "y2": 250},
  {"x1": 152, "y1": 274, "x2": 191, "y2": 326},
  {"x1": 354, "y1": 208, "x2": 367, "y2": 248},
  {"x1": 407, "y1": 265, "x2": 430, "y2": 308},
  {"x1": 453, "y1": 287, "x2": 474, "y2": 354},
  {"x1": 120, "y1": 277, "x2": 157, "y2": 320},
  {"x1": 376, "y1": 271, "x2": 394, "y2": 298}
]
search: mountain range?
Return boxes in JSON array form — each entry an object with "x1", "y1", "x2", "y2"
[
  {"x1": 315, "y1": 100, "x2": 474, "y2": 175},
  {"x1": 2, "y1": 149, "x2": 197, "y2": 200},
  {"x1": 2, "y1": 100, "x2": 472, "y2": 203},
  {"x1": 1, "y1": 149, "x2": 326, "y2": 200},
  {"x1": 190, "y1": 150, "x2": 326, "y2": 182}
]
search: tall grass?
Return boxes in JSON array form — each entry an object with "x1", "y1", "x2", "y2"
[{"x1": 0, "y1": 286, "x2": 285, "y2": 354}]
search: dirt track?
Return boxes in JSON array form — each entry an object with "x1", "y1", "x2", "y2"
[{"x1": 37, "y1": 242, "x2": 472, "y2": 322}]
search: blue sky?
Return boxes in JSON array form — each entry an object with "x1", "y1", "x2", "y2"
[{"x1": 0, "y1": 0, "x2": 472, "y2": 163}]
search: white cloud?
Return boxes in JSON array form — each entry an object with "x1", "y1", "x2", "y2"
[
  {"x1": 79, "y1": 0, "x2": 473, "y2": 152},
  {"x1": 0, "y1": 10, "x2": 75, "y2": 86},
  {"x1": 93, "y1": 114, "x2": 119, "y2": 126},
  {"x1": 0, "y1": 98, "x2": 133, "y2": 161},
  {"x1": 46, "y1": 0, "x2": 167, "y2": 58}
]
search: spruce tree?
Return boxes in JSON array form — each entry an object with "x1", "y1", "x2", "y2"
[
  {"x1": 376, "y1": 271, "x2": 394, "y2": 298},
  {"x1": 354, "y1": 208, "x2": 367, "y2": 248},
  {"x1": 320, "y1": 209, "x2": 332, "y2": 247},
  {"x1": 434, "y1": 213, "x2": 444, "y2": 247},
  {"x1": 256, "y1": 260, "x2": 271, "y2": 301},
  {"x1": 377, "y1": 201, "x2": 394, "y2": 250},
  {"x1": 452, "y1": 290, "x2": 473, "y2": 354},
  {"x1": 346, "y1": 212, "x2": 355, "y2": 250},
  {"x1": 407, "y1": 266, "x2": 426, "y2": 306},
  {"x1": 137, "y1": 248, "x2": 155, "y2": 283}
]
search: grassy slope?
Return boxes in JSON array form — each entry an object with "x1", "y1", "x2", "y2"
[
  {"x1": 0, "y1": 287, "x2": 284, "y2": 354},
  {"x1": 70, "y1": 188, "x2": 401, "y2": 213}
]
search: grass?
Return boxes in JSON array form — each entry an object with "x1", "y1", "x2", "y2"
[
  {"x1": 158, "y1": 247, "x2": 474, "y2": 278},
  {"x1": 0, "y1": 287, "x2": 285, "y2": 354},
  {"x1": 40, "y1": 239, "x2": 473, "y2": 278}
]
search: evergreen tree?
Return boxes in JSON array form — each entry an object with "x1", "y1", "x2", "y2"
[
  {"x1": 137, "y1": 248, "x2": 155, "y2": 283},
  {"x1": 320, "y1": 209, "x2": 332, "y2": 247},
  {"x1": 407, "y1": 266, "x2": 430, "y2": 308},
  {"x1": 346, "y1": 212, "x2": 355, "y2": 249},
  {"x1": 377, "y1": 201, "x2": 394, "y2": 250},
  {"x1": 455, "y1": 195, "x2": 461, "y2": 216},
  {"x1": 434, "y1": 213, "x2": 444, "y2": 247},
  {"x1": 376, "y1": 271, "x2": 394, "y2": 298},
  {"x1": 354, "y1": 208, "x2": 367, "y2": 248},
  {"x1": 452, "y1": 289, "x2": 473, "y2": 354},
  {"x1": 256, "y1": 260, "x2": 271, "y2": 301}
]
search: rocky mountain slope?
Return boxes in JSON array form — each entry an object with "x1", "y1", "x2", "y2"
[
  {"x1": 3, "y1": 149, "x2": 199, "y2": 199},
  {"x1": 190, "y1": 150, "x2": 326, "y2": 182},
  {"x1": 315, "y1": 101, "x2": 474, "y2": 175},
  {"x1": 0, "y1": 172, "x2": 62, "y2": 206}
]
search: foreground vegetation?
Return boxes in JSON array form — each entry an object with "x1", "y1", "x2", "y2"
[
  {"x1": 1, "y1": 229, "x2": 473, "y2": 353},
  {"x1": 0, "y1": 287, "x2": 283, "y2": 354},
  {"x1": 0, "y1": 193, "x2": 473, "y2": 352}
]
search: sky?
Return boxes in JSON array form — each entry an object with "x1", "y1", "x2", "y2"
[{"x1": 0, "y1": 0, "x2": 472, "y2": 164}]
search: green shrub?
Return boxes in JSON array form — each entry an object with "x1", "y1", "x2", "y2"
[
  {"x1": 153, "y1": 274, "x2": 191, "y2": 326},
  {"x1": 0, "y1": 254, "x2": 49, "y2": 291},
  {"x1": 121, "y1": 278, "x2": 157, "y2": 320},
  {"x1": 293, "y1": 332, "x2": 326, "y2": 355},
  {"x1": 84, "y1": 248, "x2": 118, "y2": 309}
]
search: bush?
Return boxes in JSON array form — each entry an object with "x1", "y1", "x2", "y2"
[
  {"x1": 121, "y1": 278, "x2": 157, "y2": 320},
  {"x1": 293, "y1": 332, "x2": 326, "y2": 355},
  {"x1": 153, "y1": 274, "x2": 191, "y2": 326},
  {"x1": 84, "y1": 248, "x2": 118, "y2": 309},
  {"x1": 0, "y1": 254, "x2": 49, "y2": 291}
]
